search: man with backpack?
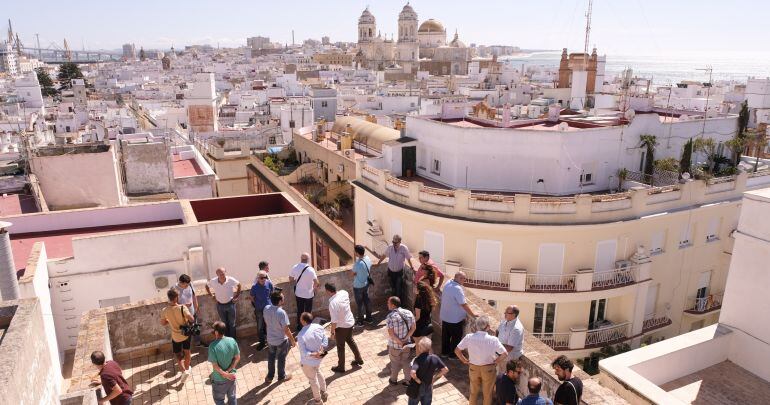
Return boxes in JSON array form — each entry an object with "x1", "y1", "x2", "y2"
[
  {"x1": 290, "y1": 252, "x2": 319, "y2": 332},
  {"x1": 351, "y1": 245, "x2": 373, "y2": 326}
]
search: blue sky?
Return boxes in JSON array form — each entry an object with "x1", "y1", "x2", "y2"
[{"x1": 3, "y1": 0, "x2": 769, "y2": 57}]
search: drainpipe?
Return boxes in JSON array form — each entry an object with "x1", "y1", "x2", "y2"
[{"x1": 0, "y1": 221, "x2": 19, "y2": 300}]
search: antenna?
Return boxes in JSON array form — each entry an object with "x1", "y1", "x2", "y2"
[
  {"x1": 696, "y1": 65, "x2": 713, "y2": 138},
  {"x1": 35, "y1": 33, "x2": 41, "y2": 59},
  {"x1": 584, "y1": 0, "x2": 594, "y2": 67}
]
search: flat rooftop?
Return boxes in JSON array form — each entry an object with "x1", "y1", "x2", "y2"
[
  {"x1": 117, "y1": 322, "x2": 469, "y2": 405},
  {"x1": 0, "y1": 194, "x2": 39, "y2": 216},
  {"x1": 188, "y1": 194, "x2": 300, "y2": 222},
  {"x1": 660, "y1": 361, "x2": 770, "y2": 404},
  {"x1": 10, "y1": 220, "x2": 184, "y2": 275},
  {"x1": 171, "y1": 154, "x2": 204, "y2": 178}
]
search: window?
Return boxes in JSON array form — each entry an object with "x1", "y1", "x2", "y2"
[
  {"x1": 431, "y1": 159, "x2": 441, "y2": 175},
  {"x1": 424, "y1": 231, "x2": 445, "y2": 266},
  {"x1": 580, "y1": 172, "x2": 593, "y2": 185},
  {"x1": 650, "y1": 230, "x2": 666, "y2": 255},
  {"x1": 268, "y1": 136, "x2": 276, "y2": 145},
  {"x1": 321, "y1": 101, "x2": 328, "y2": 108},
  {"x1": 706, "y1": 217, "x2": 721, "y2": 242},
  {"x1": 589, "y1": 299, "x2": 607, "y2": 329},
  {"x1": 533, "y1": 303, "x2": 556, "y2": 334},
  {"x1": 538, "y1": 243, "x2": 565, "y2": 275},
  {"x1": 679, "y1": 223, "x2": 693, "y2": 248}
]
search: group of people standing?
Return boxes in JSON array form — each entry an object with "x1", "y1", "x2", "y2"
[{"x1": 85, "y1": 235, "x2": 582, "y2": 405}]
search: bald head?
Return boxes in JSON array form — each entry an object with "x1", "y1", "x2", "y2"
[
  {"x1": 300, "y1": 252, "x2": 310, "y2": 263},
  {"x1": 528, "y1": 377, "x2": 542, "y2": 395},
  {"x1": 216, "y1": 267, "x2": 226, "y2": 281},
  {"x1": 454, "y1": 271, "x2": 467, "y2": 284}
]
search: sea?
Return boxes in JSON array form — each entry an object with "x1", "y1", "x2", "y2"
[{"x1": 500, "y1": 51, "x2": 770, "y2": 86}]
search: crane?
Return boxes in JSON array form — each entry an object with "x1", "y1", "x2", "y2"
[{"x1": 63, "y1": 38, "x2": 72, "y2": 61}]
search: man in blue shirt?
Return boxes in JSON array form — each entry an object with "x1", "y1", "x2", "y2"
[
  {"x1": 518, "y1": 377, "x2": 553, "y2": 405},
  {"x1": 249, "y1": 269, "x2": 273, "y2": 350},
  {"x1": 297, "y1": 312, "x2": 329, "y2": 404},
  {"x1": 263, "y1": 291, "x2": 297, "y2": 382},
  {"x1": 496, "y1": 359, "x2": 522, "y2": 405},
  {"x1": 439, "y1": 271, "x2": 477, "y2": 358},
  {"x1": 350, "y1": 245, "x2": 373, "y2": 326}
]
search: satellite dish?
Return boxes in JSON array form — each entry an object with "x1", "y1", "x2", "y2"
[{"x1": 682, "y1": 172, "x2": 691, "y2": 180}]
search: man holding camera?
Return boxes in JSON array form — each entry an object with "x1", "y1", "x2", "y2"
[{"x1": 161, "y1": 288, "x2": 196, "y2": 382}]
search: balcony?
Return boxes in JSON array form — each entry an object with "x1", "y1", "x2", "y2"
[
  {"x1": 525, "y1": 274, "x2": 576, "y2": 292},
  {"x1": 585, "y1": 321, "x2": 632, "y2": 348},
  {"x1": 684, "y1": 292, "x2": 723, "y2": 315},
  {"x1": 642, "y1": 312, "x2": 672, "y2": 333},
  {"x1": 462, "y1": 267, "x2": 510, "y2": 290},
  {"x1": 532, "y1": 332, "x2": 571, "y2": 350},
  {"x1": 532, "y1": 321, "x2": 633, "y2": 351},
  {"x1": 591, "y1": 265, "x2": 639, "y2": 290}
]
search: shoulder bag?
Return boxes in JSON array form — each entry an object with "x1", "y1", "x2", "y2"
[
  {"x1": 361, "y1": 259, "x2": 374, "y2": 287},
  {"x1": 293, "y1": 265, "x2": 310, "y2": 294}
]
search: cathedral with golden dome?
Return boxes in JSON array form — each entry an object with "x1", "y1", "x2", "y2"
[{"x1": 356, "y1": 3, "x2": 474, "y2": 76}]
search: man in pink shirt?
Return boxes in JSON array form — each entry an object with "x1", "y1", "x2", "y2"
[{"x1": 415, "y1": 250, "x2": 445, "y2": 293}]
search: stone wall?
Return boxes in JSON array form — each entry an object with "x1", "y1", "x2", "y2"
[
  {"x1": 0, "y1": 298, "x2": 61, "y2": 405},
  {"x1": 69, "y1": 262, "x2": 394, "y2": 393}
]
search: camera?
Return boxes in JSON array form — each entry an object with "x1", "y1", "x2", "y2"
[{"x1": 181, "y1": 322, "x2": 201, "y2": 337}]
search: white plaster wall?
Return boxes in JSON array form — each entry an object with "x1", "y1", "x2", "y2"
[
  {"x1": 3, "y1": 202, "x2": 185, "y2": 234},
  {"x1": 201, "y1": 213, "x2": 311, "y2": 282},
  {"x1": 30, "y1": 146, "x2": 126, "y2": 209},
  {"x1": 406, "y1": 114, "x2": 737, "y2": 195}
]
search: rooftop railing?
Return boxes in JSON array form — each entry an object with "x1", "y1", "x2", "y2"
[{"x1": 356, "y1": 163, "x2": 769, "y2": 224}]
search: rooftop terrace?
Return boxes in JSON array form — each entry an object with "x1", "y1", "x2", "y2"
[{"x1": 67, "y1": 264, "x2": 627, "y2": 405}]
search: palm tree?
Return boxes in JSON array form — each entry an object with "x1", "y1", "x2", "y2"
[
  {"x1": 694, "y1": 137, "x2": 718, "y2": 173},
  {"x1": 639, "y1": 135, "x2": 658, "y2": 183},
  {"x1": 725, "y1": 135, "x2": 748, "y2": 167}
]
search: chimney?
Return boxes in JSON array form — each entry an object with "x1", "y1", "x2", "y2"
[
  {"x1": 0, "y1": 221, "x2": 19, "y2": 300},
  {"x1": 548, "y1": 103, "x2": 561, "y2": 122}
]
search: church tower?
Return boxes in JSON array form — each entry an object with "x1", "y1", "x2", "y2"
[
  {"x1": 358, "y1": 8, "x2": 376, "y2": 43},
  {"x1": 398, "y1": 3, "x2": 418, "y2": 43}
]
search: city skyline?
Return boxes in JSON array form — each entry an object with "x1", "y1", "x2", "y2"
[{"x1": 5, "y1": 0, "x2": 770, "y2": 58}]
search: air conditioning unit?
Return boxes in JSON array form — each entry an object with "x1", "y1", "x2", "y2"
[
  {"x1": 342, "y1": 149, "x2": 354, "y2": 159},
  {"x1": 615, "y1": 260, "x2": 632, "y2": 270},
  {"x1": 153, "y1": 270, "x2": 177, "y2": 292}
]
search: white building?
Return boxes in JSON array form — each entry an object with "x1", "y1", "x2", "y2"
[
  {"x1": 2, "y1": 193, "x2": 311, "y2": 355},
  {"x1": 600, "y1": 187, "x2": 770, "y2": 404}
]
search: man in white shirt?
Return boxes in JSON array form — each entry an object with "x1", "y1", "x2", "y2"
[
  {"x1": 290, "y1": 253, "x2": 319, "y2": 332},
  {"x1": 376, "y1": 234, "x2": 414, "y2": 304},
  {"x1": 455, "y1": 316, "x2": 508, "y2": 405},
  {"x1": 205, "y1": 267, "x2": 242, "y2": 340},
  {"x1": 496, "y1": 305, "x2": 524, "y2": 373},
  {"x1": 325, "y1": 282, "x2": 363, "y2": 373}
]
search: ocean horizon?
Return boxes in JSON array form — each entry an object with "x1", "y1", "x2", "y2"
[{"x1": 501, "y1": 51, "x2": 770, "y2": 85}]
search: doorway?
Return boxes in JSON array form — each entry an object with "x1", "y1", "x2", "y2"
[{"x1": 402, "y1": 146, "x2": 416, "y2": 177}]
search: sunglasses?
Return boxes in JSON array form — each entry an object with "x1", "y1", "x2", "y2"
[{"x1": 259, "y1": 277, "x2": 267, "y2": 280}]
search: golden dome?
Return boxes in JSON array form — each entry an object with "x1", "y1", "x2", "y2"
[{"x1": 418, "y1": 19, "x2": 445, "y2": 33}]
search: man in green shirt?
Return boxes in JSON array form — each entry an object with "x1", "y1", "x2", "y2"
[{"x1": 209, "y1": 321, "x2": 241, "y2": 404}]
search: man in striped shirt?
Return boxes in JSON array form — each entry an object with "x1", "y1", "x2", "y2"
[{"x1": 386, "y1": 296, "x2": 416, "y2": 385}]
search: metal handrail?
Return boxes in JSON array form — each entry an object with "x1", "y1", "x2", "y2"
[
  {"x1": 525, "y1": 274, "x2": 577, "y2": 292},
  {"x1": 592, "y1": 266, "x2": 638, "y2": 289},
  {"x1": 642, "y1": 312, "x2": 671, "y2": 332},
  {"x1": 686, "y1": 292, "x2": 724, "y2": 313},
  {"x1": 533, "y1": 332, "x2": 570, "y2": 350},
  {"x1": 461, "y1": 267, "x2": 508, "y2": 289},
  {"x1": 585, "y1": 322, "x2": 630, "y2": 346}
]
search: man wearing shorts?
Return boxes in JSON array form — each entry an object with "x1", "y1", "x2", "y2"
[{"x1": 161, "y1": 288, "x2": 195, "y2": 383}]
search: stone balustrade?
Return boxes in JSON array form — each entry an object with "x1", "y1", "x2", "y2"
[{"x1": 355, "y1": 163, "x2": 770, "y2": 224}]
